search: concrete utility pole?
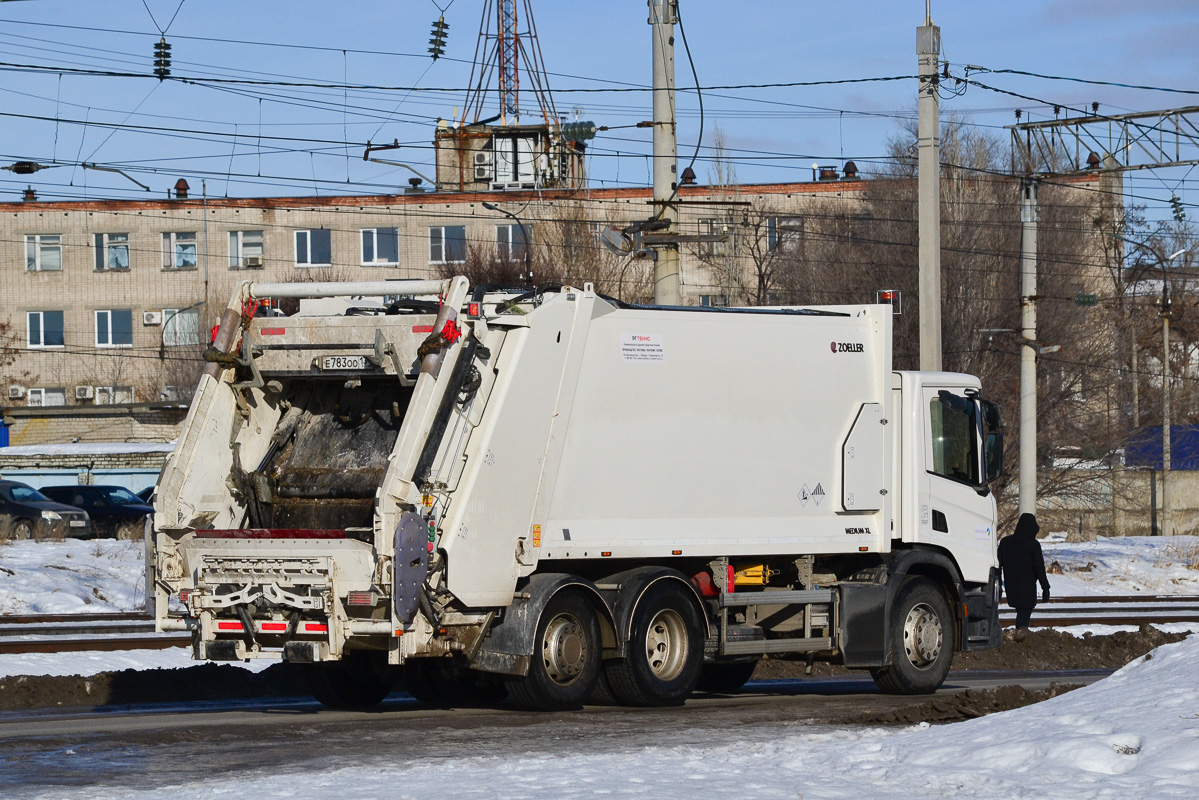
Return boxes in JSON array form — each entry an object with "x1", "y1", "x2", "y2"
[
  {"x1": 1162, "y1": 280, "x2": 1171, "y2": 536},
  {"x1": 917, "y1": 2, "x2": 942, "y2": 371},
  {"x1": 1019, "y1": 180, "x2": 1039, "y2": 516},
  {"x1": 649, "y1": 0, "x2": 680, "y2": 305}
]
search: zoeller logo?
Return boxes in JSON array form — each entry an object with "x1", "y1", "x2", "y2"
[
  {"x1": 845, "y1": 526, "x2": 871, "y2": 535},
  {"x1": 831, "y1": 342, "x2": 865, "y2": 353}
]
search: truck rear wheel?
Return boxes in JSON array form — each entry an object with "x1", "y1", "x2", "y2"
[
  {"x1": 505, "y1": 590, "x2": 601, "y2": 711},
  {"x1": 305, "y1": 651, "x2": 397, "y2": 709},
  {"x1": 870, "y1": 578, "x2": 953, "y2": 695},
  {"x1": 697, "y1": 659, "x2": 759, "y2": 694},
  {"x1": 605, "y1": 582, "x2": 703, "y2": 706}
]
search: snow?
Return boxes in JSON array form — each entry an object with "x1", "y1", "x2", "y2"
[
  {"x1": 1041, "y1": 534, "x2": 1199, "y2": 596},
  {"x1": 0, "y1": 442, "x2": 175, "y2": 456},
  {"x1": 0, "y1": 648, "x2": 270, "y2": 678},
  {"x1": 0, "y1": 539, "x2": 147, "y2": 616},
  {"x1": 15, "y1": 634, "x2": 1198, "y2": 800}
]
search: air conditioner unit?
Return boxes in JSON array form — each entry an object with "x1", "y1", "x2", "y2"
[
  {"x1": 7, "y1": 385, "x2": 26, "y2": 400},
  {"x1": 75, "y1": 385, "x2": 95, "y2": 401},
  {"x1": 243, "y1": 256, "x2": 263, "y2": 268},
  {"x1": 474, "y1": 152, "x2": 491, "y2": 166},
  {"x1": 475, "y1": 166, "x2": 491, "y2": 180},
  {"x1": 142, "y1": 311, "x2": 163, "y2": 326}
]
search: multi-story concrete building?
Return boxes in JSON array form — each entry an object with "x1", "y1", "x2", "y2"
[{"x1": 0, "y1": 175, "x2": 869, "y2": 439}]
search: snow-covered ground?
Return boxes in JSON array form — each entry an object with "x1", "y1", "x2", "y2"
[
  {"x1": 14, "y1": 634, "x2": 1197, "y2": 800},
  {"x1": 0, "y1": 539, "x2": 146, "y2": 616},
  {"x1": 1041, "y1": 534, "x2": 1199, "y2": 596}
]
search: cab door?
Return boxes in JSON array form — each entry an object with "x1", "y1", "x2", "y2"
[{"x1": 920, "y1": 387, "x2": 997, "y2": 583}]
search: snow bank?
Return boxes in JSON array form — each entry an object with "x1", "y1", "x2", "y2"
[
  {"x1": 0, "y1": 539, "x2": 146, "y2": 616},
  {"x1": 46, "y1": 634, "x2": 1198, "y2": 800},
  {"x1": 0, "y1": 442, "x2": 174, "y2": 456},
  {"x1": 1042, "y1": 534, "x2": 1199, "y2": 596}
]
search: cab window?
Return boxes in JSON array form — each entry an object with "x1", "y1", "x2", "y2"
[{"x1": 930, "y1": 394, "x2": 979, "y2": 485}]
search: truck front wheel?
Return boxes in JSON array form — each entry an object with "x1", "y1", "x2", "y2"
[
  {"x1": 605, "y1": 582, "x2": 703, "y2": 706},
  {"x1": 870, "y1": 578, "x2": 954, "y2": 695},
  {"x1": 506, "y1": 590, "x2": 601, "y2": 711}
]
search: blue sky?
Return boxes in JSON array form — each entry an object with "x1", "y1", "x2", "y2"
[{"x1": 1, "y1": 1, "x2": 1197, "y2": 224}]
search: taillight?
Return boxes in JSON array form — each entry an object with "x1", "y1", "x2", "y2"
[
  {"x1": 346, "y1": 591, "x2": 377, "y2": 607},
  {"x1": 179, "y1": 589, "x2": 192, "y2": 604},
  {"x1": 468, "y1": 302, "x2": 481, "y2": 317}
]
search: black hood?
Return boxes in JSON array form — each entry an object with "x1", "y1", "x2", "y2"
[{"x1": 1014, "y1": 513, "x2": 1040, "y2": 538}]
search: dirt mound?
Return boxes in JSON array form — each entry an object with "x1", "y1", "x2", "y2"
[
  {"x1": 848, "y1": 683, "x2": 1083, "y2": 725},
  {"x1": 0, "y1": 662, "x2": 308, "y2": 712},
  {"x1": 752, "y1": 625, "x2": 1188, "y2": 681}
]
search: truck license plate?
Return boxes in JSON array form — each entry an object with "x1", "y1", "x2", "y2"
[
  {"x1": 322, "y1": 355, "x2": 367, "y2": 370},
  {"x1": 69, "y1": 519, "x2": 86, "y2": 527}
]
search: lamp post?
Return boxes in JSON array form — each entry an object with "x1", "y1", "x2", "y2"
[
  {"x1": 1160, "y1": 247, "x2": 1187, "y2": 537},
  {"x1": 481, "y1": 202, "x2": 532, "y2": 285}
]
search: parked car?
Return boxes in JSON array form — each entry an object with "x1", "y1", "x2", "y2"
[
  {"x1": 40, "y1": 485, "x2": 153, "y2": 540},
  {"x1": 0, "y1": 480, "x2": 93, "y2": 540},
  {"x1": 136, "y1": 485, "x2": 155, "y2": 504}
]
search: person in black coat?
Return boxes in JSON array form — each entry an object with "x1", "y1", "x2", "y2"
[{"x1": 997, "y1": 512, "x2": 1051, "y2": 629}]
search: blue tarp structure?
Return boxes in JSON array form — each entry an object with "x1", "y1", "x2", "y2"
[{"x1": 1125, "y1": 426, "x2": 1199, "y2": 470}]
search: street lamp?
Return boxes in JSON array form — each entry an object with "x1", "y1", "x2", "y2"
[{"x1": 481, "y1": 202, "x2": 532, "y2": 285}]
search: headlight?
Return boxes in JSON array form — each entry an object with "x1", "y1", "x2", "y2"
[{"x1": 41, "y1": 510, "x2": 62, "y2": 521}]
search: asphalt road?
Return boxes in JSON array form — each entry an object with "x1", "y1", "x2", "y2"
[{"x1": 0, "y1": 669, "x2": 1111, "y2": 796}]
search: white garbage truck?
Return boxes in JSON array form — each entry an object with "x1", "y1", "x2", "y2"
[{"x1": 150, "y1": 276, "x2": 1005, "y2": 710}]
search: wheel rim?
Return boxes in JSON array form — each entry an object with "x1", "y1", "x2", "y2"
[
  {"x1": 15, "y1": 522, "x2": 32, "y2": 539},
  {"x1": 644, "y1": 608, "x2": 688, "y2": 681},
  {"x1": 902, "y1": 602, "x2": 944, "y2": 669},
  {"x1": 542, "y1": 613, "x2": 588, "y2": 685}
]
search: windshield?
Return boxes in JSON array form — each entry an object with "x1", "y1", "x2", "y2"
[
  {"x1": 9, "y1": 485, "x2": 51, "y2": 503},
  {"x1": 95, "y1": 486, "x2": 144, "y2": 505}
]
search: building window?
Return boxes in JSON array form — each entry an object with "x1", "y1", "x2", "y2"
[
  {"x1": 162, "y1": 308, "x2": 202, "y2": 346},
  {"x1": 361, "y1": 228, "x2": 400, "y2": 266},
  {"x1": 698, "y1": 294, "x2": 728, "y2": 308},
  {"x1": 229, "y1": 230, "x2": 264, "y2": 268},
  {"x1": 698, "y1": 219, "x2": 733, "y2": 257},
  {"x1": 94, "y1": 233, "x2": 130, "y2": 271},
  {"x1": 295, "y1": 229, "x2": 332, "y2": 267},
  {"x1": 429, "y1": 226, "x2": 466, "y2": 264},
  {"x1": 27, "y1": 387, "x2": 66, "y2": 407},
  {"x1": 27, "y1": 311, "x2": 65, "y2": 348},
  {"x1": 767, "y1": 216, "x2": 803, "y2": 254},
  {"x1": 162, "y1": 232, "x2": 198, "y2": 269},
  {"x1": 496, "y1": 224, "x2": 528, "y2": 261},
  {"x1": 95, "y1": 309, "x2": 133, "y2": 348},
  {"x1": 96, "y1": 385, "x2": 134, "y2": 405},
  {"x1": 25, "y1": 234, "x2": 62, "y2": 271}
]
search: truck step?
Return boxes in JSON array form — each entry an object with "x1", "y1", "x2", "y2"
[
  {"x1": 721, "y1": 637, "x2": 833, "y2": 656},
  {"x1": 719, "y1": 589, "x2": 835, "y2": 608}
]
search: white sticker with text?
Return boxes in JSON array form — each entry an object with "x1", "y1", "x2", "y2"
[{"x1": 621, "y1": 333, "x2": 664, "y2": 362}]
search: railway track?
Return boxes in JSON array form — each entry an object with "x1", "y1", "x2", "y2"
[{"x1": 1, "y1": 596, "x2": 1196, "y2": 655}]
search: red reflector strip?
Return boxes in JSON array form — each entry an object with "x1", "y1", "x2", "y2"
[
  {"x1": 196, "y1": 529, "x2": 347, "y2": 539},
  {"x1": 217, "y1": 621, "x2": 244, "y2": 631},
  {"x1": 346, "y1": 591, "x2": 374, "y2": 606},
  {"x1": 259, "y1": 327, "x2": 286, "y2": 336},
  {"x1": 260, "y1": 622, "x2": 287, "y2": 632},
  {"x1": 303, "y1": 623, "x2": 328, "y2": 633},
  {"x1": 412, "y1": 325, "x2": 434, "y2": 333}
]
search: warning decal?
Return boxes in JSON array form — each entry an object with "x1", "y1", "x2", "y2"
[
  {"x1": 621, "y1": 333, "x2": 665, "y2": 362},
  {"x1": 798, "y1": 483, "x2": 811, "y2": 507},
  {"x1": 812, "y1": 483, "x2": 826, "y2": 506}
]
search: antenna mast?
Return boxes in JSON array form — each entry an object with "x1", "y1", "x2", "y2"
[{"x1": 463, "y1": 0, "x2": 557, "y2": 126}]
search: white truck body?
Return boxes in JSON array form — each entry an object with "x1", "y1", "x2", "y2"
[{"x1": 151, "y1": 278, "x2": 1004, "y2": 709}]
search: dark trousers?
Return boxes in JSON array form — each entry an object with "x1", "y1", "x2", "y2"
[{"x1": 1014, "y1": 607, "x2": 1033, "y2": 628}]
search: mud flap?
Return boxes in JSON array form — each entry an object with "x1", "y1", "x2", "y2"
[
  {"x1": 838, "y1": 583, "x2": 888, "y2": 667},
  {"x1": 963, "y1": 567, "x2": 1002, "y2": 651},
  {"x1": 394, "y1": 511, "x2": 430, "y2": 625}
]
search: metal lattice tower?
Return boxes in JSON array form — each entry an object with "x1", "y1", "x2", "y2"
[{"x1": 462, "y1": 0, "x2": 557, "y2": 126}]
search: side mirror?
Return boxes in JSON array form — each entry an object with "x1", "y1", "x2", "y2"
[{"x1": 980, "y1": 399, "x2": 1004, "y2": 483}]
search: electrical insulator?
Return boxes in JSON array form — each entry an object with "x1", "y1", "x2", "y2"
[
  {"x1": 1171, "y1": 194, "x2": 1186, "y2": 223},
  {"x1": 561, "y1": 121, "x2": 598, "y2": 142},
  {"x1": 428, "y1": 16, "x2": 449, "y2": 60},
  {"x1": 153, "y1": 36, "x2": 172, "y2": 81}
]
